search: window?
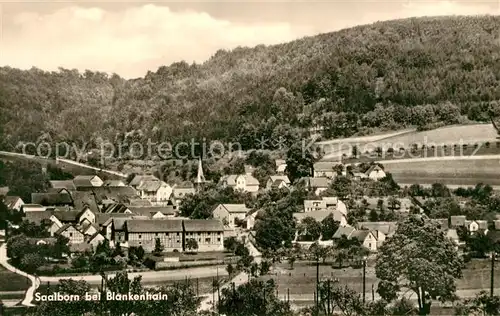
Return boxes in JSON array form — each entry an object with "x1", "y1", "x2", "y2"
[
  {"x1": 176, "y1": 239, "x2": 180, "y2": 243},
  {"x1": 198, "y1": 238, "x2": 201, "y2": 242},
  {"x1": 139, "y1": 234, "x2": 142, "y2": 239},
  {"x1": 177, "y1": 233, "x2": 179, "y2": 236},
  {"x1": 165, "y1": 233, "x2": 169, "y2": 236},
  {"x1": 155, "y1": 233, "x2": 158, "y2": 236},
  {"x1": 368, "y1": 243, "x2": 372, "y2": 248},
  {"x1": 205, "y1": 238, "x2": 210, "y2": 243},
  {"x1": 217, "y1": 238, "x2": 221, "y2": 242},
  {"x1": 69, "y1": 233, "x2": 73, "y2": 237},
  {"x1": 139, "y1": 242, "x2": 142, "y2": 245}
]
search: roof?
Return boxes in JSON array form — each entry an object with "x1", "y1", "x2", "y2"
[
  {"x1": 103, "y1": 180, "x2": 125, "y2": 187},
  {"x1": 446, "y1": 229, "x2": 459, "y2": 241},
  {"x1": 365, "y1": 164, "x2": 384, "y2": 175},
  {"x1": 126, "y1": 219, "x2": 183, "y2": 233},
  {"x1": 333, "y1": 226, "x2": 356, "y2": 239},
  {"x1": 88, "y1": 232, "x2": 105, "y2": 242},
  {"x1": 127, "y1": 199, "x2": 153, "y2": 207},
  {"x1": 53, "y1": 210, "x2": 81, "y2": 223},
  {"x1": 313, "y1": 161, "x2": 341, "y2": 172},
  {"x1": 55, "y1": 223, "x2": 76, "y2": 235},
  {"x1": 26, "y1": 237, "x2": 57, "y2": 245},
  {"x1": 128, "y1": 206, "x2": 176, "y2": 217},
  {"x1": 494, "y1": 220, "x2": 500, "y2": 231},
  {"x1": 221, "y1": 175, "x2": 259, "y2": 186},
  {"x1": 70, "y1": 242, "x2": 92, "y2": 253},
  {"x1": 269, "y1": 175, "x2": 290, "y2": 184},
  {"x1": 3, "y1": 196, "x2": 22, "y2": 209},
  {"x1": 275, "y1": 159, "x2": 286, "y2": 166},
  {"x1": 172, "y1": 185, "x2": 196, "y2": 198},
  {"x1": 450, "y1": 215, "x2": 467, "y2": 227},
  {"x1": 50, "y1": 180, "x2": 76, "y2": 191},
  {"x1": 73, "y1": 175, "x2": 101, "y2": 188},
  {"x1": 183, "y1": 219, "x2": 224, "y2": 232},
  {"x1": 113, "y1": 218, "x2": 129, "y2": 230},
  {"x1": 101, "y1": 203, "x2": 130, "y2": 214},
  {"x1": 309, "y1": 177, "x2": 330, "y2": 188},
  {"x1": 350, "y1": 230, "x2": 373, "y2": 242},
  {"x1": 294, "y1": 210, "x2": 345, "y2": 223},
  {"x1": 24, "y1": 211, "x2": 53, "y2": 225},
  {"x1": 137, "y1": 180, "x2": 164, "y2": 192},
  {"x1": 31, "y1": 193, "x2": 73, "y2": 206},
  {"x1": 217, "y1": 204, "x2": 250, "y2": 214},
  {"x1": 473, "y1": 220, "x2": 489, "y2": 230},
  {"x1": 71, "y1": 191, "x2": 100, "y2": 213},
  {"x1": 304, "y1": 200, "x2": 327, "y2": 209},
  {"x1": 77, "y1": 186, "x2": 138, "y2": 204},
  {"x1": 434, "y1": 218, "x2": 449, "y2": 230},
  {"x1": 96, "y1": 213, "x2": 133, "y2": 225},
  {"x1": 356, "y1": 222, "x2": 398, "y2": 236},
  {"x1": 244, "y1": 165, "x2": 255, "y2": 175},
  {"x1": 129, "y1": 175, "x2": 159, "y2": 187},
  {"x1": 0, "y1": 187, "x2": 9, "y2": 196}
]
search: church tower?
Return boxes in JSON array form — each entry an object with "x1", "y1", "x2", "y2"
[{"x1": 194, "y1": 157, "x2": 206, "y2": 191}]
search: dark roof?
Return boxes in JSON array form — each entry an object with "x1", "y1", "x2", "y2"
[
  {"x1": 24, "y1": 211, "x2": 53, "y2": 225},
  {"x1": 3, "y1": 196, "x2": 22, "y2": 209},
  {"x1": 71, "y1": 191, "x2": 99, "y2": 213},
  {"x1": 53, "y1": 210, "x2": 81, "y2": 223},
  {"x1": 332, "y1": 226, "x2": 356, "y2": 239},
  {"x1": 96, "y1": 213, "x2": 132, "y2": 225},
  {"x1": 50, "y1": 180, "x2": 76, "y2": 191},
  {"x1": 77, "y1": 186, "x2": 138, "y2": 204},
  {"x1": 183, "y1": 219, "x2": 224, "y2": 232},
  {"x1": 73, "y1": 175, "x2": 100, "y2": 188},
  {"x1": 70, "y1": 243, "x2": 92, "y2": 253},
  {"x1": 350, "y1": 230, "x2": 372, "y2": 242},
  {"x1": 102, "y1": 203, "x2": 130, "y2": 214},
  {"x1": 31, "y1": 193, "x2": 73, "y2": 206},
  {"x1": 126, "y1": 219, "x2": 183, "y2": 233},
  {"x1": 128, "y1": 206, "x2": 176, "y2": 216}
]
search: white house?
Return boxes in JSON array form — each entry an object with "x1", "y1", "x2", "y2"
[
  {"x1": 245, "y1": 210, "x2": 261, "y2": 230},
  {"x1": 304, "y1": 200, "x2": 327, "y2": 213},
  {"x1": 303, "y1": 197, "x2": 347, "y2": 215},
  {"x1": 137, "y1": 180, "x2": 172, "y2": 206},
  {"x1": 294, "y1": 209, "x2": 348, "y2": 227},
  {"x1": 88, "y1": 232, "x2": 106, "y2": 248},
  {"x1": 467, "y1": 220, "x2": 488, "y2": 234},
  {"x1": 78, "y1": 207, "x2": 96, "y2": 224},
  {"x1": 213, "y1": 204, "x2": 250, "y2": 228},
  {"x1": 219, "y1": 175, "x2": 259, "y2": 193},
  {"x1": 266, "y1": 175, "x2": 291, "y2": 190},
  {"x1": 275, "y1": 159, "x2": 287, "y2": 174},
  {"x1": 351, "y1": 230, "x2": 378, "y2": 252},
  {"x1": 365, "y1": 165, "x2": 386, "y2": 181},
  {"x1": 2, "y1": 196, "x2": 24, "y2": 211}
]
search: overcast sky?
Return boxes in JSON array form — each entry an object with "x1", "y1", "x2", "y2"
[{"x1": 0, "y1": 1, "x2": 498, "y2": 78}]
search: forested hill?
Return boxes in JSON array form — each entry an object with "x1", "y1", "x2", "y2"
[{"x1": 2, "y1": 15, "x2": 500, "y2": 154}]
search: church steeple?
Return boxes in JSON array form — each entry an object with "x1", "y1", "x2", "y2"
[{"x1": 194, "y1": 157, "x2": 206, "y2": 190}]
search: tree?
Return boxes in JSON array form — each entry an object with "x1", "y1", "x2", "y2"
[
  {"x1": 455, "y1": 291, "x2": 500, "y2": 316},
  {"x1": 287, "y1": 254, "x2": 296, "y2": 269},
  {"x1": 20, "y1": 252, "x2": 45, "y2": 273},
  {"x1": 320, "y1": 214, "x2": 340, "y2": 240},
  {"x1": 285, "y1": 142, "x2": 315, "y2": 183},
  {"x1": 153, "y1": 238, "x2": 164, "y2": 256},
  {"x1": 218, "y1": 279, "x2": 291, "y2": 316},
  {"x1": 226, "y1": 263, "x2": 234, "y2": 277},
  {"x1": 299, "y1": 217, "x2": 322, "y2": 241},
  {"x1": 186, "y1": 238, "x2": 198, "y2": 253},
  {"x1": 330, "y1": 176, "x2": 352, "y2": 199},
  {"x1": 318, "y1": 282, "x2": 366, "y2": 316},
  {"x1": 375, "y1": 215, "x2": 463, "y2": 315}
]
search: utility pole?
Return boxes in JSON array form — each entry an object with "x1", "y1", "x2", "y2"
[
  {"x1": 362, "y1": 258, "x2": 366, "y2": 303},
  {"x1": 316, "y1": 256, "x2": 320, "y2": 316},
  {"x1": 492, "y1": 252, "x2": 496, "y2": 297}
]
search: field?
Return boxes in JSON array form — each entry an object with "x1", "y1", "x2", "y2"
[
  {"x1": 0, "y1": 265, "x2": 30, "y2": 292},
  {"x1": 259, "y1": 259, "x2": 500, "y2": 299},
  {"x1": 384, "y1": 157, "x2": 500, "y2": 187}
]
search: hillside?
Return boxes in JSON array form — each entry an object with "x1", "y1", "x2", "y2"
[{"x1": 3, "y1": 16, "x2": 500, "y2": 156}]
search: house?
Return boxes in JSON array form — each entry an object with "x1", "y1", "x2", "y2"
[
  {"x1": 78, "y1": 207, "x2": 96, "y2": 224},
  {"x1": 31, "y1": 192, "x2": 73, "y2": 207},
  {"x1": 350, "y1": 230, "x2": 378, "y2": 252},
  {"x1": 103, "y1": 180, "x2": 126, "y2": 187},
  {"x1": 111, "y1": 218, "x2": 129, "y2": 244},
  {"x1": 24, "y1": 211, "x2": 53, "y2": 225},
  {"x1": 77, "y1": 186, "x2": 139, "y2": 205},
  {"x1": 294, "y1": 210, "x2": 348, "y2": 227},
  {"x1": 365, "y1": 165, "x2": 386, "y2": 181},
  {"x1": 446, "y1": 229, "x2": 461, "y2": 246},
  {"x1": 332, "y1": 226, "x2": 356, "y2": 239},
  {"x1": 356, "y1": 222, "x2": 398, "y2": 239},
  {"x1": 127, "y1": 199, "x2": 153, "y2": 207},
  {"x1": 275, "y1": 159, "x2": 287, "y2": 174},
  {"x1": 219, "y1": 175, "x2": 259, "y2": 193},
  {"x1": 213, "y1": 204, "x2": 250, "y2": 228},
  {"x1": 128, "y1": 206, "x2": 177, "y2": 218},
  {"x1": 88, "y1": 232, "x2": 106, "y2": 248},
  {"x1": 80, "y1": 221, "x2": 100, "y2": 236},
  {"x1": 302, "y1": 177, "x2": 331, "y2": 196},
  {"x1": 128, "y1": 174, "x2": 159, "y2": 189},
  {"x1": 352, "y1": 172, "x2": 368, "y2": 181},
  {"x1": 450, "y1": 216, "x2": 467, "y2": 228},
  {"x1": 73, "y1": 175, "x2": 103, "y2": 188},
  {"x1": 171, "y1": 182, "x2": 196, "y2": 204},
  {"x1": 71, "y1": 191, "x2": 100, "y2": 213},
  {"x1": 126, "y1": 219, "x2": 184, "y2": 252},
  {"x1": 136, "y1": 180, "x2": 172, "y2": 205},
  {"x1": 266, "y1": 176, "x2": 291, "y2": 190},
  {"x1": 245, "y1": 209, "x2": 261, "y2": 230},
  {"x1": 3, "y1": 196, "x2": 24, "y2": 211},
  {"x1": 304, "y1": 200, "x2": 327, "y2": 213},
  {"x1": 22, "y1": 204, "x2": 46, "y2": 212},
  {"x1": 55, "y1": 224, "x2": 85, "y2": 244},
  {"x1": 435, "y1": 218, "x2": 449, "y2": 230},
  {"x1": 313, "y1": 161, "x2": 342, "y2": 179},
  {"x1": 50, "y1": 180, "x2": 76, "y2": 191},
  {"x1": 183, "y1": 219, "x2": 224, "y2": 252}
]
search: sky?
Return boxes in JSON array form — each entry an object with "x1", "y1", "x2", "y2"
[{"x1": 0, "y1": 1, "x2": 498, "y2": 79}]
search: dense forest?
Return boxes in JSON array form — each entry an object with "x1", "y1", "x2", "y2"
[{"x1": 3, "y1": 16, "x2": 500, "y2": 157}]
